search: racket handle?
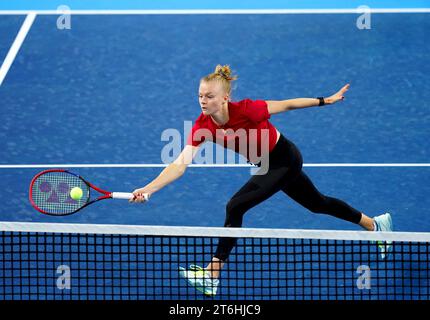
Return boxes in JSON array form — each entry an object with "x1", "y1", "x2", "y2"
[{"x1": 111, "y1": 192, "x2": 149, "y2": 201}]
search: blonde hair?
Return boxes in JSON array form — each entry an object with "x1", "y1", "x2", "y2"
[{"x1": 201, "y1": 64, "x2": 238, "y2": 95}]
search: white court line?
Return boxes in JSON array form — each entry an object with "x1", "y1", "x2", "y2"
[
  {"x1": 0, "y1": 13, "x2": 36, "y2": 86},
  {"x1": 0, "y1": 9, "x2": 429, "y2": 15},
  {"x1": 0, "y1": 163, "x2": 429, "y2": 169}
]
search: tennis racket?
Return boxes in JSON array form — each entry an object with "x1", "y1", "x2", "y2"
[{"x1": 29, "y1": 169, "x2": 148, "y2": 216}]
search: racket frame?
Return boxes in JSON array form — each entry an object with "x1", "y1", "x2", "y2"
[{"x1": 29, "y1": 169, "x2": 135, "y2": 216}]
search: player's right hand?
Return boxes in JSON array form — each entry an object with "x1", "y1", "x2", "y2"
[{"x1": 130, "y1": 188, "x2": 151, "y2": 203}]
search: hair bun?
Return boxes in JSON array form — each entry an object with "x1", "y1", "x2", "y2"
[
  {"x1": 214, "y1": 64, "x2": 237, "y2": 81},
  {"x1": 200, "y1": 65, "x2": 238, "y2": 95}
]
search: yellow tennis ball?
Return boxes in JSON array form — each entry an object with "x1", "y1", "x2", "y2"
[{"x1": 70, "y1": 187, "x2": 83, "y2": 200}]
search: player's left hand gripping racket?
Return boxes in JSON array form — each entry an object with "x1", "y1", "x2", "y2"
[{"x1": 29, "y1": 169, "x2": 148, "y2": 216}]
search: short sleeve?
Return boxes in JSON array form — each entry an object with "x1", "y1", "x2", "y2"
[
  {"x1": 186, "y1": 122, "x2": 204, "y2": 147},
  {"x1": 243, "y1": 99, "x2": 270, "y2": 123},
  {"x1": 186, "y1": 117, "x2": 213, "y2": 147}
]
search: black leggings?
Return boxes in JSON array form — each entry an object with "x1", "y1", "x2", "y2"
[{"x1": 214, "y1": 135, "x2": 363, "y2": 261}]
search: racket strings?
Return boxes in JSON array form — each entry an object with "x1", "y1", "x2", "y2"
[{"x1": 30, "y1": 171, "x2": 89, "y2": 215}]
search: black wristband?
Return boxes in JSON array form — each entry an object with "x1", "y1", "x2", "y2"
[{"x1": 317, "y1": 97, "x2": 325, "y2": 106}]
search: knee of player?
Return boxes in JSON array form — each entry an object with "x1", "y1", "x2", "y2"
[
  {"x1": 309, "y1": 205, "x2": 323, "y2": 214},
  {"x1": 225, "y1": 200, "x2": 245, "y2": 225},
  {"x1": 226, "y1": 198, "x2": 238, "y2": 214}
]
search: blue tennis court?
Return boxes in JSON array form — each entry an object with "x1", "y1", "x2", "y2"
[{"x1": 0, "y1": 0, "x2": 429, "y2": 301}]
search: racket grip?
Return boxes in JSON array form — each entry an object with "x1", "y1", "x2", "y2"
[{"x1": 111, "y1": 192, "x2": 149, "y2": 201}]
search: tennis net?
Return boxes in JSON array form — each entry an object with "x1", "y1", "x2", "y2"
[{"x1": 0, "y1": 222, "x2": 429, "y2": 300}]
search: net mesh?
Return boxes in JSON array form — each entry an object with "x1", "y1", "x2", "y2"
[
  {"x1": 30, "y1": 171, "x2": 89, "y2": 215},
  {"x1": 0, "y1": 222, "x2": 429, "y2": 300}
]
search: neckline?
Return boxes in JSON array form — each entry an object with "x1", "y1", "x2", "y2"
[{"x1": 209, "y1": 102, "x2": 230, "y2": 128}]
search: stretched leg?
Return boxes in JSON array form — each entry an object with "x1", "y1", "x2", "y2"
[
  {"x1": 281, "y1": 171, "x2": 397, "y2": 260},
  {"x1": 282, "y1": 171, "x2": 374, "y2": 230}
]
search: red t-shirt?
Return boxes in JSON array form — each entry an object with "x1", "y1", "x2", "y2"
[{"x1": 187, "y1": 99, "x2": 278, "y2": 162}]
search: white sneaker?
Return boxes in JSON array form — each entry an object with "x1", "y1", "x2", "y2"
[
  {"x1": 179, "y1": 265, "x2": 219, "y2": 296},
  {"x1": 374, "y1": 213, "x2": 393, "y2": 259},
  {"x1": 374, "y1": 213, "x2": 393, "y2": 232}
]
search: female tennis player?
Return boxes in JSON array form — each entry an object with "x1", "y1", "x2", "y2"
[{"x1": 130, "y1": 65, "x2": 393, "y2": 296}]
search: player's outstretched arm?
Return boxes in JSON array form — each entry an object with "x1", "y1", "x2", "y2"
[
  {"x1": 130, "y1": 145, "x2": 199, "y2": 203},
  {"x1": 266, "y1": 84, "x2": 350, "y2": 114}
]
